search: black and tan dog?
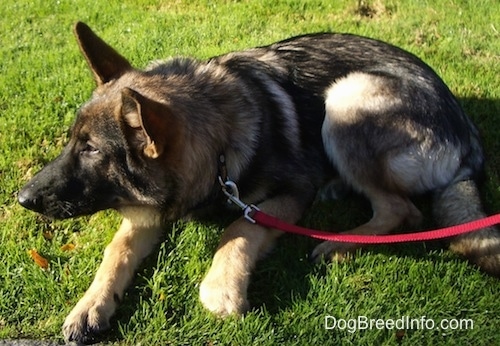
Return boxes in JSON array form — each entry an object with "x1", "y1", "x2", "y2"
[{"x1": 18, "y1": 22, "x2": 500, "y2": 343}]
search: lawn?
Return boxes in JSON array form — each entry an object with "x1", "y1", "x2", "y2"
[{"x1": 0, "y1": 0, "x2": 499, "y2": 345}]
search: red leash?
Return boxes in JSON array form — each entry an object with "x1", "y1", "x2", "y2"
[
  {"x1": 251, "y1": 210, "x2": 500, "y2": 244},
  {"x1": 219, "y1": 177, "x2": 500, "y2": 244}
]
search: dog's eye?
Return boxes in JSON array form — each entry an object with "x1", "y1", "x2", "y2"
[{"x1": 81, "y1": 142, "x2": 99, "y2": 155}]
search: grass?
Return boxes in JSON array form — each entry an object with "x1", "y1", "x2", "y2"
[{"x1": 0, "y1": 0, "x2": 499, "y2": 345}]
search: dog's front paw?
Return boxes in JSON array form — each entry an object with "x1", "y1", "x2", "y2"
[
  {"x1": 199, "y1": 276, "x2": 249, "y2": 317},
  {"x1": 62, "y1": 294, "x2": 116, "y2": 344}
]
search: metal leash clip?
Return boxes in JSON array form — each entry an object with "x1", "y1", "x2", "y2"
[{"x1": 218, "y1": 176, "x2": 260, "y2": 223}]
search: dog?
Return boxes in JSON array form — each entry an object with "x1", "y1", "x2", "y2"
[{"x1": 18, "y1": 22, "x2": 500, "y2": 343}]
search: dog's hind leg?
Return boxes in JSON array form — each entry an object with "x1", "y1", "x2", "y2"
[
  {"x1": 62, "y1": 207, "x2": 163, "y2": 344},
  {"x1": 199, "y1": 194, "x2": 310, "y2": 316},
  {"x1": 313, "y1": 72, "x2": 428, "y2": 261},
  {"x1": 434, "y1": 179, "x2": 500, "y2": 277},
  {"x1": 311, "y1": 188, "x2": 421, "y2": 261}
]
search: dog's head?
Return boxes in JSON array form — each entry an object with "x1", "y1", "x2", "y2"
[{"x1": 18, "y1": 22, "x2": 187, "y2": 219}]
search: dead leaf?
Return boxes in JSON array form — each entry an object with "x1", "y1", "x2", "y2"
[
  {"x1": 28, "y1": 249, "x2": 49, "y2": 269},
  {"x1": 60, "y1": 243, "x2": 75, "y2": 252}
]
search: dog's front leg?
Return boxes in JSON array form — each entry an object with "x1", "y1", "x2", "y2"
[
  {"x1": 63, "y1": 208, "x2": 163, "y2": 343},
  {"x1": 199, "y1": 195, "x2": 308, "y2": 316}
]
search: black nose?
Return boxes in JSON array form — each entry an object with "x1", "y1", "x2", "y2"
[{"x1": 18, "y1": 185, "x2": 43, "y2": 212}]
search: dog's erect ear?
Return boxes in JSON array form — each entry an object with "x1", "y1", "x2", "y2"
[
  {"x1": 74, "y1": 22, "x2": 132, "y2": 85},
  {"x1": 120, "y1": 88, "x2": 181, "y2": 159}
]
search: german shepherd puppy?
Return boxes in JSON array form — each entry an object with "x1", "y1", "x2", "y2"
[{"x1": 19, "y1": 22, "x2": 500, "y2": 343}]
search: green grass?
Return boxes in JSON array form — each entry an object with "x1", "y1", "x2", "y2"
[{"x1": 1, "y1": 0, "x2": 499, "y2": 345}]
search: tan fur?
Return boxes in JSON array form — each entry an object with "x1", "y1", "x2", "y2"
[
  {"x1": 324, "y1": 72, "x2": 403, "y2": 125},
  {"x1": 63, "y1": 207, "x2": 163, "y2": 340},
  {"x1": 200, "y1": 195, "x2": 309, "y2": 315},
  {"x1": 312, "y1": 188, "x2": 423, "y2": 261},
  {"x1": 433, "y1": 180, "x2": 500, "y2": 277}
]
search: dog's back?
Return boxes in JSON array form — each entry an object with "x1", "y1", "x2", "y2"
[{"x1": 217, "y1": 33, "x2": 500, "y2": 275}]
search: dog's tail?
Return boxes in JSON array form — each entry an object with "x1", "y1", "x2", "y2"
[{"x1": 433, "y1": 179, "x2": 500, "y2": 277}]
